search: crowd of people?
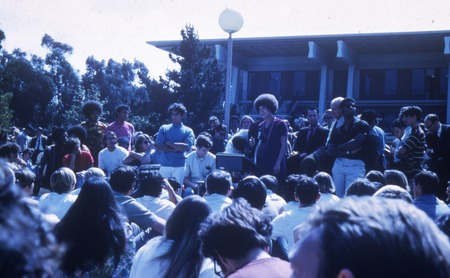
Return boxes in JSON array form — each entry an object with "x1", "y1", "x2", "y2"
[{"x1": 1, "y1": 94, "x2": 450, "y2": 277}]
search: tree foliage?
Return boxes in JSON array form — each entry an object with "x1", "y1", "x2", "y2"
[
  {"x1": 0, "y1": 26, "x2": 224, "y2": 136},
  {"x1": 164, "y1": 25, "x2": 225, "y2": 132}
]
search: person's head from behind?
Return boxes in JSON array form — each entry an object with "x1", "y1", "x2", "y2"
[
  {"x1": 290, "y1": 197, "x2": 450, "y2": 278},
  {"x1": 374, "y1": 185, "x2": 413, "y2": 203},
  {"x1": 51, "y1": 127, "x2": 67, "y2": 146},
  {"x1": 84, "y1": 167, "x2": 105, "y2": 180},
  {"x1": 14, "y1": 168, "x2": 36, "y2": 195},
  {"x1": 195, "y1": 134, "x2": 213, "y2": 158},
  {"x1": 413, "y1": 170, "x2": 440, "y2": 198},
  {"x1": 82, "y1": 100, "x2": 103, "y2": 122},
  {"x1": 231, "y1": 135, "x2": 247, "y2": 154},
  {"x1": 360, "y1": 109, "x2": 378, "y2": 126},
  {"x1": 78, "y1": 177, "x2": 121, "y2": 215},
  {"x1": 313, "y1": 172, "x2": 335, "y2": 194},
  {"x1": 50, "y1": 167, "x2": 76, "y2": 194},
  {"x1": 383, "y1": 169, "x2": 409, "y2": 191},
  {"x1": 109, "y1": 166, "x2": 136, "y2": 194},
  {"x1": 345, "y1": 178, "x2": 378, "y2": 197},
  {"x1": 166, "y1": 195, "x2": 211, "y2": 242},
  {"x1": 365, "y1": 170, "x2": 385, "y2": 185},
  {"x1": 135, "y1": 171, "x2": 164, "y2": 198},
  {"x1": 206, "y1": 170, "x2": 232, "y2": 196},
  {"x1": 0, "y1": 142, "x2": 20, "y2": 162},
  {"x1": 57, "y1": 176, "x2": 125, "y2": 275},
  {"x1": 259, "y1": 175, "x2": 278, "y2": 193},
  {"x1": 199, "y1": 198, "x2": 272, "y2": 276},
  {"x1": 295, "y1": 176, "x2": 320, "y2": 206},
  {"x1": 67, "y1": 125, "x2": 87, "y2": 145},
  {"x1": 233, "y1": 175, "x2": 267, "y2": 210},
  {"x1": 285, "y1": 174, "x2": 303, "y2": 202}
]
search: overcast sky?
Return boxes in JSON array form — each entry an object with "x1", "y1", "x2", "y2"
[{"x1": 1, "y1": 0, "x2": 449, "y2": 78}]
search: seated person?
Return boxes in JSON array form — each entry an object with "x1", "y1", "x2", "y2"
[
  {"x1": 123, "y1": 133, "x2": 157, "y2": 167},
  {"x1": 98, "y1": 131, "x2": 128, "y2": 176},
  {"x1": 38, "y1": 167, "x2": 78, "y2": 220},
  {"x1": 108, "y1": 166, "x2": 165, "y2": 234},
  {"x1": 132, "y1": 171, "x2": 176, "y2": 221},
  {"x1": 184, "y1": 135, "x2": 216, "y2": 194},
  {"x1": 63, "y1": 137, "x2": 94, "y2": 173},
  {"x1": 203, "y1": 170, "x2": 233, "y2": 212},
  {"x1": 199, "y1": 198, "x2": 292, "y2": 277},
  {"x1": 290, "y1": 197, "x2": 450, "y2": 277}
]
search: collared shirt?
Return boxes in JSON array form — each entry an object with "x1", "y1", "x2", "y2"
[
  {"x1": 184, "y1": 151, "x2": 216, "y2": 184},
  {"x1": 135, "y1": 195, "x2": 176, "y2": 221},
  {"x1": 413, "y1": 194, "x2": 450, "y2": 220},
  {"x1": 203, "y1": 193, "x2": 232, "y2": 212}
]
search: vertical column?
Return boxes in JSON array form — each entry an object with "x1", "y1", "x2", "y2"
[{"x1": 319, "y1": 65, "x2": 328, "y2": 119}]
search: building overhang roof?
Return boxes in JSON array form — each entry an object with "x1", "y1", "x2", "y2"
[{"x1": 148, "y1": 30, "x2": 450, "y2": 58}]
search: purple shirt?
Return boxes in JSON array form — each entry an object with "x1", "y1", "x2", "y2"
[{"x1": 105, "y1": 121, "x2": 135, "y2": 150}]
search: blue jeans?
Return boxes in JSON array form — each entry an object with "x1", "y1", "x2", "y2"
[{"x1": 332, "y1": 158, "x2": 365, "y2": 197}]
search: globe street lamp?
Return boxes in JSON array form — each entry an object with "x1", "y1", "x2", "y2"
[{"x1": 219, "y1": 8, "x2": 243, "y2": 133}]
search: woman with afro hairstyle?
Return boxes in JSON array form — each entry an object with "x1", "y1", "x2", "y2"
[{"x1": 249, "y1": 94, "x2": 288, "y2": 190}]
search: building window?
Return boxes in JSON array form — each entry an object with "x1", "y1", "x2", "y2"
[
  {"x1": 359, "y1": 68, "x2": 447, "y2": 100},
  {"x1": 247, "y1": 70, "x2": 320, "y2": 101}
]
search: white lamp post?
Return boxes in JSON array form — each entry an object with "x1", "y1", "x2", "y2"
[{"x1": 219, "y1": 8, "x2": 243, "y2": 133}]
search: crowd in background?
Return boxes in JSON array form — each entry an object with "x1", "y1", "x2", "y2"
[{"x1": 1, "y1": 94, "x2": 450, "y2": 277}]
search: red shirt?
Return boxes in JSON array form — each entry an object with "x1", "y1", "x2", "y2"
[{"x1": 63, "y1": 151, "x2": 94, "y2": 173}]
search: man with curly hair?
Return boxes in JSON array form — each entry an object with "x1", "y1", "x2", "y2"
[
  {"x1": 199, "y1": 198, "x2": 291, "y2": 277},
  {"x1": 155, "y1": 103, "x2": 195, "y2": 186}
]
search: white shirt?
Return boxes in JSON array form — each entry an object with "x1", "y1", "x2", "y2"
[
  {"x1": 266, "y1": 190, "x2": 287, "y2": 213},
  {"x1": 271, "y1": 206, "x2": 315, "y2": 250},
  {"x1": 135, "y1": 195, "x2": 176, "y2": 221},
  {"x1": 184, "y1": 151, "x2": 216, "y2": 185},
  {"x1": 203, "y1": 193, "x2": 232, "y2": 212},
  {"x1": 98, "y1": 146, "x2": 128, "y2": 175},
  {"x1": 317, "y1": 193, "x2": 340, "y2": 206},
  {"x1": 38, "y1": 192, "x2": 78, "y2": 220},
  {"x1": 130, "y1": 236, "x2": 217, "y2": 278}
]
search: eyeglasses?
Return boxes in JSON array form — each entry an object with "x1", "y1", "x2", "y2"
[{"x1": 142, "y1": 141, "x2": 150, "y2": 145}]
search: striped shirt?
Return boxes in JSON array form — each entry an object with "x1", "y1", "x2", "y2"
[{"x1": 402, "y1": 125, "x2": 426, "y2": 179}]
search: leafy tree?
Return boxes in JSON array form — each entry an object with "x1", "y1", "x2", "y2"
[
  {"x1": 163, "y1": 25, "x2": 225, "y2": 133},
  {"x1": 0, "y1": 48, "x2": 53, "y2": 127},
  {"x1": 41, "y1": 34, "x2": 82, "y2": 126}
]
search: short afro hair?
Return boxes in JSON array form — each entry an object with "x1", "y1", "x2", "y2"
[
  {"x1": 254, "y1": 94, "x2": 278, "y2": 114},
  {"x1": 82, "y1": 101, "x2": 103, "y2": 118}
]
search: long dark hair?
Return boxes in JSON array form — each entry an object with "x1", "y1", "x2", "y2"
[
  {"x1": 54, "y1": 177, "x2": 126, "y2": 275},
  {"x1": 157, "y1": 195, "x2": 211, "y2": 278}
]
